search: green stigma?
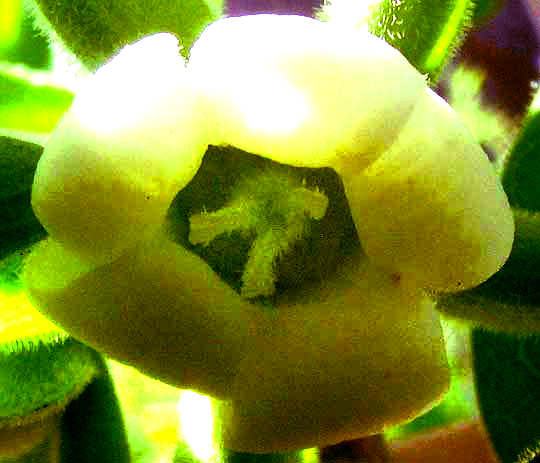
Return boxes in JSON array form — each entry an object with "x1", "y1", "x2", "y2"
[{"x1": 189, "y1": 171, "x2": 329, "y2": 299}]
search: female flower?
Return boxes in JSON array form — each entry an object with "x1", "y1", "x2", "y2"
[{"x1": 23, "y1": 15, "x2": 514, "y2": 452}]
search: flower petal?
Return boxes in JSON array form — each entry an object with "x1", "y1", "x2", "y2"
[
  {"x1": 32, "y1": 33, "x2": 218, "y2": 265},
  {"x1": 189, "y1": 14, "x2": 426, "y2": 168},
  {"x1": 23, "y1": 235, "x2": 261, "y2": 399},
  {"x1": 336, "y1": 89, "x2": 514, "y2": 292},
  {"x1": 24, "y1": 238, "x2": 449, "y2": 452},
  {"x1": 219, "y1": 258, "x2": 450, "y2": 452}
]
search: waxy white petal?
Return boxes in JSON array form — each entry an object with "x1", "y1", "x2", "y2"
[
  {"x1": 336, "y1": 89, "x2": 514, "y2": 292},
  {"x1": 221, "y1": 258, "x2": 449, "y2": 452},
  {"x1": 32, "y1": 33, "x2": 218, "y2": 264},
  {"x1": 24, "y1": 237, "x2": 449, "y2": 452},
  {"x1": 189, "y1": 14, "x2": 426, "y2": 168},
  {"x1": 24, "y1": 235, "x2": 260, "y2": 399}
]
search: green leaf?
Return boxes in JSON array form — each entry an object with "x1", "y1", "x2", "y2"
[
  {"x1": 436, "y1": 209, "x2": 540, "y2": 333},
  {"x1": 0, "y1": 336, "x2": 100, "y2": 423},
  {"x1": 29, "y1": 0, "x2": 224, "y2": 70},
  {"x1": 0, "y1": 333, "x2": 130, "y2": 461},
  {"x1": 501, "y1": 110, "x2": 540, "y2": 212},
  {"x1": 471, "y1": 0, "x2": 505, "y2": 26},
  {"x1": 1, "y1": 6, "x2": 52, "y2": 69},
  {"x1": 472, "y1": 329, "x2": 540, "y2": 463},
  {"x1": 0, "y1": 136, "x2": 46, "y2": 261},
  {"x1": 0, "y1": 0, "x2": 22, "y2": 50},
  {"x1": 60, "y1": 359, "x2": 131, "y2": 463},
  {"x1": 0, "y1": 64, "x2": 73, "y2": 133},
  {"x1": 368, "y1": 0, "x2": 474, "y2": 82}
]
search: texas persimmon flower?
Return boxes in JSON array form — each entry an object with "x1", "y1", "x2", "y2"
[{"x1": 23, "y1": 15, "x2": 513, "y2": 453}]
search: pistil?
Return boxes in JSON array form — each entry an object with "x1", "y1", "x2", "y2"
[{"x1": 189, "y1": 172, "x2": 329, "y2": 299}]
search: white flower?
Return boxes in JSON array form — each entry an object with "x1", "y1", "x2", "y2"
[{"x1": 23, "y1": 15, "x2": 514, "y2": 452}]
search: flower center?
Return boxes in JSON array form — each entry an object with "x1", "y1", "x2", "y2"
[
  {"x1": 189, "y1": 171, "x2": 329, "y2": 299},
  {"x1": 166, "y1": 145, "x2": 360, "y2": 308}
]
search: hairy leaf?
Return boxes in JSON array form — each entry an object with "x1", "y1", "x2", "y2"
[
  {"x1": 29, "y1": 0, "x2": 224, "y2": 69},
  {"x1": 368, "y1": 0, "x2": 474, "y2": 81},
  {"x1": 0, "y1": 337, "x2": 99, "y2": 422}
]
